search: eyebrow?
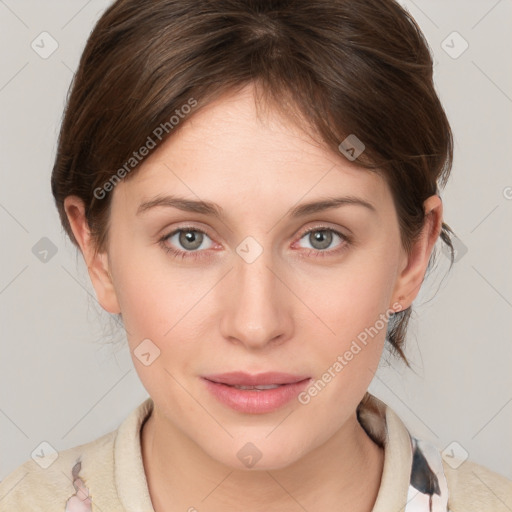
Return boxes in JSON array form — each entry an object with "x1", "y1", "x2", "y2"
[{"x1": 136, "y1": 194, "x2": 376, "y2": 218}]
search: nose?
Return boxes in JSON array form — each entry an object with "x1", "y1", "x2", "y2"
[{"x1": 219, "y1": 245, "x2": 294, "y2": 350}]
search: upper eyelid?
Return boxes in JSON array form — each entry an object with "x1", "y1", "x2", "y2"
[{"x1": 300, "y1": 225, "x2": 347, "y2": 236}]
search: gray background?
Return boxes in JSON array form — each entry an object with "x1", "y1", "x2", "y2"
[{"x1": 1, "y1": 0, "x2": 511, "y2": 484}]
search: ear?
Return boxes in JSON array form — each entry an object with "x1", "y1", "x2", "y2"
[
  {"x1": 64, "y1": 195, "x2": 121, "y2": 314},
  {"x1": 391, "y1": 195, "x2": 443, "y2": 311}
]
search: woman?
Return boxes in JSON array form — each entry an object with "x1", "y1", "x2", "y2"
[{"x1": 1, "y1": 0, "x2": 510, "y2": 511}]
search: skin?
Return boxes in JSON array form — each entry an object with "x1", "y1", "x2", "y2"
[{"x1": 64, "y1": 83, "x2": 443, "y2": 512}]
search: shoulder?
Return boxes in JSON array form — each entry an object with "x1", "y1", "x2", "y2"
[
  {"x1": 360, "y1": 394, "x2": 512, "y2": 511},
  {"x1": 443, "y1": 458, "x2": 512, "y2": 511},
  {"x1": 0, "y1": 428, "x2": 118, "y2": 512}
]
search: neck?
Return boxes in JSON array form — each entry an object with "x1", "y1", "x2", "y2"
[{"x1": 141, "y1": 405, "x2": 384, "y2": 512}]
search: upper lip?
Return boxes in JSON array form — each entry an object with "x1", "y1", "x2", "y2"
[{"x1": 202, "y1": 372, "x2": 310, "y2": 386}]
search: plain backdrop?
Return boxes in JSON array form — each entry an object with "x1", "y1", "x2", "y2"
[{"x1": 1, "y1": 0, "x2": 511, "y2": 482}]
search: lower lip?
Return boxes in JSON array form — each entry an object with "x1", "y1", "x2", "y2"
[{"x1": 202, "y1": 378, "x2": 311, "y2": 414}]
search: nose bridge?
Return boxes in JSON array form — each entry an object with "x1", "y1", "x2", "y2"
[{"x1": 220, "y1": 236, "x2": 290, "y2": 348}]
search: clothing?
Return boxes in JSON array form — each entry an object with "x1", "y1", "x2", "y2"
[{"x1": 0, "y1": 393, "x2": 510, "y2": 511}]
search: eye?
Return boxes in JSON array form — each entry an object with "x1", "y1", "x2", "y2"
[
  {"x1": 159, "y1": 224, "x2": 351, "y2": 261},
  {"x1": 159, "y1": 226, "x2": 214, "y2": 260},
  {"x1": 295, "y1": 226, "x2": 350, "y2": 257}
]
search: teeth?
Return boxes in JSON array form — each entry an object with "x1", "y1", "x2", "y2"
[{"x1": 232, "y1": 384, "x2": 282, "y2": 390}]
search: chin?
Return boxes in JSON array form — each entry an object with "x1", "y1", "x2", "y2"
[{"x1": 206, "y1": 437, "x2": 307, "y2": 472}]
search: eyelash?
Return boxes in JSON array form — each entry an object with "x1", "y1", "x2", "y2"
[{"x1": 158, "y1": 225, "x2": 352, "y2": 261}]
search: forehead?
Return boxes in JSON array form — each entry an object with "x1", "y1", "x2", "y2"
[{"x1": 112, "y1": 85, "x2": 390, "y2": 212}]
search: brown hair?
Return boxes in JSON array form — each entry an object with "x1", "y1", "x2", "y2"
[{"x1": 51, "y1": 0, "x2": 455, "y2": 365}]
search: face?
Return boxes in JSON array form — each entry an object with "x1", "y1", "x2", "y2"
[{"x1": 85, "y1": 84, "x2": 415, "y2": 470}]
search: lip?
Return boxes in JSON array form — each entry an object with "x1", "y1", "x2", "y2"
[
  {"x1": 201, "y1": 373, "x2": 312, "y2": 414},
  {"x1": 202, "y1": 371, "x2": 310, "y2": 386}
]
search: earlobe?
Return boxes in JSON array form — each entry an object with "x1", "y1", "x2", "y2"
[
  {"x1": 390, "y1": 195, "x2": 443, "y2": 311},
  {"x1": 63, "y1": 196, "x2": 121, "y2": 314}
]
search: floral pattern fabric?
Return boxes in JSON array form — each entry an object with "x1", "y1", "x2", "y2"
[
  {"x1": 405, "y1": 436, "x2": 451, "y2": 512},
  {"x1": 65, "y1": 460, "x2": 92, "y2": 512}
]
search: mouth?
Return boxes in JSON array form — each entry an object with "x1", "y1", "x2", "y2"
[
  {"x1": 202, "y1": 371, "x2": 311, "y2": 387},
  {"x1": 201, "y1": 372, "x2": 312, "y2": 414},
  {"x1": 220, "y1": 383, "x2": 286, "y2": 390}
]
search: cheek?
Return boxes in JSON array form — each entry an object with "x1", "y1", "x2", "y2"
[
  {"x1": 302, "y1": 247, "x2": 399, "y2": 340},
  {"x1": 111, "y1": 236, "x2": 199, "y2": 337},
  {"x1": 296, "y1": 247, "x2": 400, "y2": 390},
  {"x1": 113, "y1": 259, "x2": 205, "y2": 403},
  {"x1": 111, "y1": 242, "x2": 227, "y2": 356}
]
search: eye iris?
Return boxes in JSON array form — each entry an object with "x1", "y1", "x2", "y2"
[
  {"x1": 310, "y1": 230, "x2": 332, "y2": 250},
  {"x1": 179, "y1": 230, "x2": 203, "y2": 250}
]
